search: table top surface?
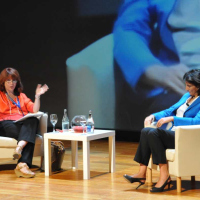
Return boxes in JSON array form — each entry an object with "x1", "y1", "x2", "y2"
[{"x1": 44, "y1": 129, "x2": 115, "y2": 141}]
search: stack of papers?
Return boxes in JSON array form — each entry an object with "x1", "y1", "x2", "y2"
[{"x1": 14, "y1": 111, "x2": 44, "y2": 122}]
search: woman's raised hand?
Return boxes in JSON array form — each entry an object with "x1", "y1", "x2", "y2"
[{"x1": 35, "y1": 84, "x2": 49, "y2": 98}]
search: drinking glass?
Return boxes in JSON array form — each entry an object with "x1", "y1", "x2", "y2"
[
  {"x1": 50, "y1": 114, "x2": 58, "y2": 132},
  {"x1": 80, "y1": 116, "x2": 87, "y2": 133}
]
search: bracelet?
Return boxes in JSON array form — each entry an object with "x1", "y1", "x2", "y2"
[{"x1": 35, "y1": 95, "x2": 40, "y2": 99}]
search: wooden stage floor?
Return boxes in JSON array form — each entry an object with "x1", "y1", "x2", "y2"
[{"x1": 0, "y1": 140, "x2": 200, "y2": 200}]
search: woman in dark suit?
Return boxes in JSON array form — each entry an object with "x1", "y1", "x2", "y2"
[{"x1": 124, "y1": 69, "x2": 200, "y2": 192}]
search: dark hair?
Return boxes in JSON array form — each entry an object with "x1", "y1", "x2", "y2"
[
  {"x1": 183, "y1": 69, "x2": 200, "y2": 95},
  {"x1": 0, "y1": 68, "x2": 23, "y2": 95}
]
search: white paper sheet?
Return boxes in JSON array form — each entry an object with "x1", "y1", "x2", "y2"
[{"x1": 14, "y1": 111, "x2": 44, "y2": 122}]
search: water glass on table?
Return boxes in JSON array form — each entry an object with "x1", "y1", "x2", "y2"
[
  {"x1": 50, "y1": 114, "x2": 58, "y2": 132},
  {"x1": 80, "y1": 117, "x2": 87, "y2": 133}
]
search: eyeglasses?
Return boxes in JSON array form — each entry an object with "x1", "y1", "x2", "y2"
[{"x1": 6, "y1": 79, "x2": 17, "y2": 84}]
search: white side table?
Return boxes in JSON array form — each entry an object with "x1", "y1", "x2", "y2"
[{"x1": 44, "y1": 129, "x2": 115, "y2": 179}]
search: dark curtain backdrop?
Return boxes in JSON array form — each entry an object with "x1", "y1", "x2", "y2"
[
  {"x1": 0, "y1": 0, "x2": 122, "y2": 133},
  {"x1": 0, "y1": 0, "x2": 134, "y2": 140}
]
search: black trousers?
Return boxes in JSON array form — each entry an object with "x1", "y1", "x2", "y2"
[
  {"x1": 0, "y1": 117, "x2": 39, "y2": 167},
  {"x1": 134, "y1": 127, "x2": 175, "y2": 166}
]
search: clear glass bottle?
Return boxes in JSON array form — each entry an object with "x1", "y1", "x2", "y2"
[
  {"x1": 86, "y1": 110, "x2": 94, "y2": 133},
  {"x1": 62, "y1": 109, "x2": 69, "y2": 132}
]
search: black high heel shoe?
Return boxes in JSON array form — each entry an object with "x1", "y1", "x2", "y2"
[
  {"x1": 123, "y1": 174, "x2": 146, "y2": 189},
  {"x1": 150, "y1": 176, "x2": 171, "y2": 192}
]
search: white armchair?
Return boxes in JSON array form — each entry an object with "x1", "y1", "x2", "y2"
[
  {"x1": 147, "y1": 125, "x2": 200, "y2": 193},
  {"x1": 0, "y1": 113, "x2": 48, "y2": 166}
]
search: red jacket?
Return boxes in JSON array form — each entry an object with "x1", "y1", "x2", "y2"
[{"x1": 0, "y1": 91, "x2": 34, "y2": 121}]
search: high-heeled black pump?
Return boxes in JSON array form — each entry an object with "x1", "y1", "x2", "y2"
[
  {"x1": 123, "y1": 174, "x2": 146, "y2": 189},
  {"x1": 150, "y1": 176, "x2": 171, "y2": 192}
]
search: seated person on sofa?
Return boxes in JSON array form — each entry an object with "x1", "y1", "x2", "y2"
[
  {"x1": 124, "y1": 69, "x2": 200, "y2": 192},
  {"x1": 113, "y1": 0, "x2": 200, "y2": 128},
  {"x1": 0, "y1": 67, "x2": 49, "y2": 178}
]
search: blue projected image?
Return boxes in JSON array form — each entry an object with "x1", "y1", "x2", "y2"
[
  {"x1": 67, "y1": 0, "x2": 200, "y2": 131},
  {"x1": 112, "y1": 0, "x2": 200, "y2": 130}
]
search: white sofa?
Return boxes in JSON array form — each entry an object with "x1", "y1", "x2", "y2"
[{"x1": 0, "y1": 113, "x2": 48, "y2": 166}]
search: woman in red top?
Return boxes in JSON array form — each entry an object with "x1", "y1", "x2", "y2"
[{"x1": 0, "y1": 68, "x2": 49, "y2": 178}]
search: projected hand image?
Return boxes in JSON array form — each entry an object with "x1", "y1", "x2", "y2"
[{"x1": 143, "y1": 64, "x2": 189, "y2": 96}]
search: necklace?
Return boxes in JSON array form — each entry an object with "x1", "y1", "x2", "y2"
[{"x1": 186, "y1": 96, "x2": 199, "y2": 106}]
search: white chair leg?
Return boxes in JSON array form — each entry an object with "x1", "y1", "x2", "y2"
[{"x1": 177, "y1": 177, "x2": 182, "y2": 193}]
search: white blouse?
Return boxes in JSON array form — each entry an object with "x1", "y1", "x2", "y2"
[{"x1": 171, "y1": 96, "x2": 199, "y2": 131}]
